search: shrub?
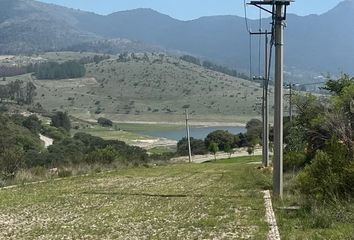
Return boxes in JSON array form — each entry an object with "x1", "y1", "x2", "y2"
[
  {"x1": 85, "y1": 146, "x2": 119, "y2": 164},
  {"x1": 247, "y1": 146, "x2": 254, "y2": 155},
  {"x1": 283, "y1": 151, "x2": 308, "y2": 172},
  {"x1": 177, "y1": 137, "x2": 208, "y2": 156},
  {"x1": 97, "y1": 117, "x2": 113, "y2": 127},
  {"x1": 205, "y1": 130, "x2": 234, "y2": 151},
  {"x1": 51, "y1": 111, "x2": 71, "y2": 132},
  {"x1": 41, "y1": 125, "x2": 69, "y2": 141},
  {"x1": 23, "y1": 115, "x2": 42, "y2": 134},
  {"x1": 58, "y1": 169, "x2": 72, "y2": 178},
  {"x1": 0, "y1": 147, "x2": 24, "y2": 179},
  {"x1": 30, "y1": 166, "x2": 47, "y2": 177},
  {"x1": 208, "y1": 142, "x2": 219, "y2": 160},
  {"x1": 297, "y1": 139, "x2": 353, "y2": 200}
]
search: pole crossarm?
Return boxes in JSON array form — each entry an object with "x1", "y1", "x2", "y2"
[
  {"x1": 249, "y1": 1, "x2": 292, "y2": 20},
  {"x1": 250, "y1": 32, "x2": 272, "y2": 36}
]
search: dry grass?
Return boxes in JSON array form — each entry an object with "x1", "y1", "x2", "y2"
[{"x1": 0, "y1": 157, "x2": 270, "y2": 239}]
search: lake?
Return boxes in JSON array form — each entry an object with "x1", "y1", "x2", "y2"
[{"x1": 139, "y1": 126, "x2": 246, "y2": 141}]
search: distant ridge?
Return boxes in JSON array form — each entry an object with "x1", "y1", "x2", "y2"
[{"x1": 0, "y1": 0, "x2": 353, "y2": 75}]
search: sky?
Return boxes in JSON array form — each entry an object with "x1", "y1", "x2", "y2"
[{"x1": 38, "y1": 0, "x2": 344, "y2": 20}]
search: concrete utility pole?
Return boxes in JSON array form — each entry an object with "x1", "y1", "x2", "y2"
[
  {"x1": 248, "y1": 0, "x2": 292, "y2": 198},
  {"x1": 262, "y1": 31, "x2": 269, "y2": 167},
  {"x1": 185, "y1": 109, "x2": 192, "y2": 163},
  {"x1": 273, "y1": 2, "x2": 286, "y2": 198}
]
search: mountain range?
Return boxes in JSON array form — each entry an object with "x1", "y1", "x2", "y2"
[{"x1": 1, "y1": 0, "x2": 354, "y2": 76}]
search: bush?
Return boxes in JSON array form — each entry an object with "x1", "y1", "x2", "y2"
[
  {"x1": 0, "y1": 148, "x2": 24, "y2": 179},
  {"x1": 297, "y1": 139, "x2": 353, "y2": 200},
  {"x1": 41, "y1": 125, "x2": 69, "y2": 141},
  {"x1": 30, "y1": 166, "x2": 47, "y2": 177},
  {"x1": 97, "y1": 117, "x2": 113, "y2": 127},
  {"x1": 283, "y1": 151, "x2": 308, "y2": 172},
  {"x1": 58, "y1": 169, "x2": 72, "y2": 178},
  {"x1": 205, "y1": 130, "x2": 234, "y2": 151},
  {"x1": 23, "y1": 115, "x2": 42, "y2": 134},
  {"x1": 177, "y1": 137, "x2": 208, "y2": 156},
  {"x1": 85, "y1": 146, "x2": 119, "y2": 164},
  {"x1": 51, "y1": 111, "x2": 71, "y2": 132}
]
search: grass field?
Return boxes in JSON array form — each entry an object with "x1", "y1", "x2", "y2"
[{"x1": 0, "y1": 156, "x2": 271, "y2": 239}]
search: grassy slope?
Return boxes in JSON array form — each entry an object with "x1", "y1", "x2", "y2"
[
  {"x1": 0, "y1": 156, "x2": 270, "y2": 239},
  {"x1": 5, "y1": 52, "x2": 274, "y2": 123}
]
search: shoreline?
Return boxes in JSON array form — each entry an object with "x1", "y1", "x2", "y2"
[{"x1": 115, "y1": 120, "x2": 246, "y2": 128}]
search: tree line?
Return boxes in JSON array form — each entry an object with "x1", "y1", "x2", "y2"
[
  {"x1": 180, "y1": 55, "x2": 250, "y2": 80},
  {"x1": 0, "y1": 80, "x2": 36, "y2": 104},
  {"x1": 31, "y1": 60, "x2": 86, "y2": 80},
  {"x1": 177, "y1": 118, "x2": 263, "y2": 157},
  {"x1": 0, "y1": 111, "x2": 148, "y2": 181}
]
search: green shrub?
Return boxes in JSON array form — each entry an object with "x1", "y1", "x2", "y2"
[
  {"x1": 41, "y1": 125, "x2": 69, "y2": 141},
  {"x1": 85, "y1": 145, "x2": 119, "y2": 164},
  {"x1": 284, "y1": 152, "x2": 307, "y2": 172},
  {"x1": 247, "y1": 146, "x2": 254, "y2": 155},
  {"x1": 30, "y1": 166, "x2": 47, "y2": 177},
  {"x1": 205, "y1": 130, "x2": 234, "y2": 151},
  {"x1": 297, "y1": 139, "x2": 353, "y2": 200},
  {"x1": 97, "y1": 117, "x2": 113, "y2": 127},
  {"x1": 50, "y1": 111, "x2": 71, "y2": 132},
  {"x1": 177, "y1": 137, "x2": 207, "y2": 156},
  {"x1": 0, "y1": 147, "x2": 24, "y2": 180},
  {"x1": 58, "y1": 169, "x2": 72, "y2": 178}
]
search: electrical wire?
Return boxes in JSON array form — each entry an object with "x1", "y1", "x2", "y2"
[
  {"x1": 249, "y1": 34, "x2": 252, "y2": 80},
  {"x1": 258, "y1": 8, "x2": 262, "y2": 77},
  {"x1": 243, "y1": 0, "x2": 251, "y2": 34}
]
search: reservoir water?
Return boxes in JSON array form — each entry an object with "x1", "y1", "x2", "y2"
[{"x1": 140, "y1": 126, "x2": 246, "y2": 141}]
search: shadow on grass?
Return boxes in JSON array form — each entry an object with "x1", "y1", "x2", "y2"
[{"x1": 81, "y1": 190, "x2": 245, "y2": 199}]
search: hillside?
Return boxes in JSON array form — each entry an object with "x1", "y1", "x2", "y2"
[
  {"x1": 0, "y1": 0, "x2": 354, "y2": 76},
  {"x1": 4, "y1": 52, "x2": 270, "y2": 122}
]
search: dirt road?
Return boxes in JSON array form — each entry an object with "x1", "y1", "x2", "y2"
[
  {"x1": 39, "y1": 134, "x2": 53, "y2": 148},
  {"x1": 171, "y1": 148, "x2": 263, "y2": 163}
]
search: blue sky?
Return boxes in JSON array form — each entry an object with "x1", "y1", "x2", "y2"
[{"x1": 38, "y1": 0, "x2": 344, "y2": 20}]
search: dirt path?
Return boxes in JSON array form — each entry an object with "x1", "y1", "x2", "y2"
[
  {"x1": 130, "y1": 138, "x2": 177, "y2": 149},
  {"x1": 39, "y1": 134, "x2": 53, "y2": 148},
  {"x1": 171, "y1": 148, "x2": 263, "y2": 163}
]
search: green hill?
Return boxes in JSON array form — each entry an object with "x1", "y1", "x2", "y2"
[{"x1": 5, "y1": 52, "x2": 272, "y2": 123}]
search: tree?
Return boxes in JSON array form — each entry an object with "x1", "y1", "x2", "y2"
[
  {"x1": 180, "y1": 55, "x2": 201, "y2": 65},
  {"x1": 208, "y1": 142, "x2": 219, "y2": 161},
  {"x1": 51, "y1": 112, "x2": 71, "y2": 131},
  {"x1": 224, "y1": 143, "x2": 234, "y2": 158},
  {"x1": 246, "y1": 119, "x2": 262, "y2": 144},
  {"x1": 97, "y1": 117, "x2": 113, "y2": 127},
  {"x1": 0, "y1": 147, "x2": 24, "y2": 179},
  {"x1": 247, "y1": 146, "x2": 255, "y2": 155},
  {"x1": 322, "y1": 74, "x2": 354, "y2": 95},
  {"x1": 177, "y1": 137, "x2": 208, "y2": 156},
  {"x1": 25, "y1": 82, "x2": 37, "y2": 104},
  {"x1": 205, "y1": 130, "x2": 234, "y2": 151},
  {"x1": 23, "y1": 115, "x2": 42, "y2": 134}
]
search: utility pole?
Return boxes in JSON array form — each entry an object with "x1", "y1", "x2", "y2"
[
  {"x1": 248, "y1": 0, "x2": 292, "y2": 198},
  {"x1": 185, "y1": 109, "x2": 192, "y2": 163},
  {"x1": 263, "y1": 30, "x2": 269, "y2": 167},
  {"x1": 273, "y1": 2, "x2": 286, "y2": 198}
]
